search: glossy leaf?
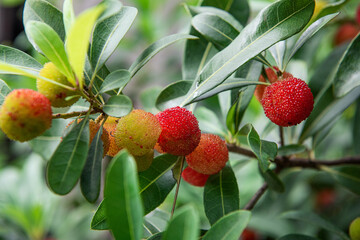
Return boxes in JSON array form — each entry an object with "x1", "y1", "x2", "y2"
[
  {"x1": 140, "y1": 87, "x2": 162, "y2": 114},
  {"x1": 99, "y1": 69, "x2": 131, "y2": 94},
  {"x1": 156, "y1": 80, "x2": 192, "y2": 111},
  {"x1": 47, "y1": 116, "x2": 90, "y2": 195},
  {"x1": 204, "y1": 165, "x2": 239, "y2": 225},
  {"x1": 260, "y1": 169, "x2": 285, "y2": 192},
  {"x1": 162, "y1": 205, "x2": 199, "y2": 240},
  {"x1": 278, "y1": 144, "x2": 307, "y2": 156},
  {"x1": 147, "y1": 232, "x2": 163, "y2": 240},
  {"x1": 195, "y1": 107, "x2": 227, "y2": 136},
  {"x1": 203, "y1": 210, "x2": 251, "y2": 240},
  {"x1": 103, "y1": 95, "x2": 133, "y2": 117},
  {"x1": 63, "y1": 0, "x2": 75, "y2": 34},
  {"x1": 129, "y1": 34, "x2": 197, "y2": 77},
  {"x1": 66, "y1": 5, "x2": 105, "y2": 89},
  {"x1": 282, "y1": 211, "x2": 349, "y2": 240},
  {"x1": 105, "y1": 150, "x2": 143, "y2": 240},
  {"x1": 91, "y1": 200, "x2": 109, "y2": 230},
  {"x1": 180, "y1": 0, "x2": 315, "y2": 106},
  {"x1": 139, "y1": 154, "x2": 178, "y2": 215},
  {"x1": 0, "y1": 79, "x2": 11, "y2": 105},
  {"x1": 333, "y1": 33, "x2": 360, "y2": 97},
  {"x1": 0, "y1": 45, "x2": 42, "y2": 74},
  {"x1": 353, "y1": 99, "x2": 360, "y2": 154},
  {"x1": 326, "y1": 165, "x2": 360, "y2": 195},
  {"x1": 278, "y1": 234, "x2": 319, "y2": 240},
  {"x1": 23, "y1": 0, "x2": 66, "y2": 49},
  {"x1": 26, "y1": 21, "x2": 75, "y2": 85},
  {"x1": 80, "y1": 127, "x2": 104, "y2": 203},
  {"x1": 91, "y1": 6, "x2": 137, "y2": 75},
  {"x1": 143, "y1": 219, "x2": 160, "y2": 237},
  {"x1": 315, "y1": 0, "x2": 348, "y2": 22}
]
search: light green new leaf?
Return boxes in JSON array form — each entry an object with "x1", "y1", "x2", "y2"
[
  {"x1": 103, "y1": 95, "x2": 133, "y2": 117},
  {"x1": 162, "y1": 205, "x2": 199, "y2": 240},
  {"x1": 26, "y1": 21, "x2": 75, "y2": 85},
  {"x1": 203, "y1": 211, "x2": 251, "y2": 240},
  {"x1": 47, "y1": 116, "x2": 90, "y2": 195},
  {"x1": 91, "y1": 6, "x2": 137, "y2": 75},
  {"x1": 105, "y1": 150, "x2": 143, "y2": 240},
  {"x1": 180, "y1": 0, "x2": 315, "y2": 106},
  {"x1": 66, "y1": 5, "x2": 105, "y2": 89},
  {"x1": 99, "y1": 69, "x2": 131, "y2": 94},
  {"x1": 0, "y1": 79, "x2": 11, "y2": 105},
  {"x1": 63, "y1": 0, "x2": 75, "y2": 34}
]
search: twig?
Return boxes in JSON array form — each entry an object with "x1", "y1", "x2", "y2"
[
  {"x1": 52, "y1": 109, "x2": 98, "y2": 119},
  {"x1": 243, "y1": 183, "x2": 268, "y2": 210},
  {"x1": 226, "y1": 144, "x2": 256, "y2": 158},
  {"x1": 279, "y1": 126, "x2": 285, "y2": 147},
  {"x1": 171, "y1": 156, "x2": 185, "y2": 218}
]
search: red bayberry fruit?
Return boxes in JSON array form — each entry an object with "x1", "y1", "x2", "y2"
[
  {"x1": 357, "y1": 5, "x2": 360, "y2": 25},
  {"x1": 0, "y1": 89, "x2": 52, "y2": 142},
  {"x1": 156, "y1": 106, "x2": 201, "y2": 156},
  {"x1": 186, "y1": 133, "x2": 228, "y2": 175},
  {"x1": 334, "y1": 23, "x2": 360, "y2": 46},
  {"x1": 182, "y1": 167, "x2": 209, "y2": 187},
  {"x1": 241, "y1": 228, "x2": 259, "y2": 240},
  {"x1": 255, "y1": 66, "x2": 293, "y2": 102},
  {"x1": 261, "y1": 77, "x2": 314, "y2": 127}
]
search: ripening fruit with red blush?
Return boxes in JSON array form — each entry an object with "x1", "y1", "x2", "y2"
[
  {"x1": 115, "y1": 109, "x2": 161, "y2": 156},
  {"x1": 334, "y1": 23, "x2": 360, "y2": 46},
  {"x1": 0, "y1": 89, "x2": 52, "y2": 142},
  {"x1": 186, "y1": 133, "x2": 228, "y2": 175},
  {"x1": 254, "y1": 66, "x2": 293, "y2": 102},
  {"x1": 182, "y1": 167, "x2": 209, "y2": 187},
  {"x1": 261, "y1": 77, "x2": 314, "y2": 127},
  {"x1": 156, "y1": 106, "x2": 201, "y2": 156},
  {"x1": 101, "y1": 116, "x2": 122, "y2": 157}
]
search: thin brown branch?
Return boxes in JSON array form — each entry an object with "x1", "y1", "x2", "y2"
[
  {"x1": 52, "y1": 109, "x2": 98, "y2": 119},
  {"x1": 243, "y1": 183, "x2": 268, "y2": 210},
  {"x1": 279, "y1": 126, "x2": 285, "y2": 147},
  {"x1": 227, "y1": 144, "x2": 256, "y2": 158}
]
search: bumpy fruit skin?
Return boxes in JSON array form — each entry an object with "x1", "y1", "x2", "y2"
[
  {"x1": 0, "y1": 89, "x2": 52, "y2": 142},
  {"x1": 182, "y1": 167, "x2": 209, "y2": 187},
  {"x1": 350, "y1": 217, "x2": 360, "y2": 240},
  {"x1": 255, "y1": 67, "x2": 293, "y2": 102},
  {"x1": 133, "y1": 150, "x2": 154, "y2": 172},
  {"x1": 115, "y1": 109, "x2": 161, "y2": 156},
  {"x1": 261, "y1": 77, "x2": 314, "y2": 127},
  {"x1": 186, "y1": 133, "x2": 228, "y2": 175},
  {"x1": 102, "y1": 116, "x2": 122, "y2": 157},
  {"x1": 156, "y1": 106, "x2": 201, "y2": 156},
  {"x1": 37, "y1": 62, "x2": 79, "y2": 107},
  {"x1": 334, "y1": 23, "x2": 360, "y2": 46}
]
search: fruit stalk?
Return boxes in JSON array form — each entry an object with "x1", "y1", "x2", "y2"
[{"x1": 170, "y1": 156, "x2": 185, "y2": 218}]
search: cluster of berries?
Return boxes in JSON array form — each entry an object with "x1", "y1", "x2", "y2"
[{"x1": 255, "y1": 67, "x2": 314, "y2": 127}]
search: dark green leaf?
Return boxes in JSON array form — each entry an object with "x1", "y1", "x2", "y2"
[
  {"x1": 282, "y1": 211, "x2": 349, "y2": 240},
  {"x1": 278, "y1": 234, "x2": 319, "y2": 240},
  {"x1": 162, "y1": 205, "x2": 199, "y2": 240},
  {"x1": 99, "y1": 69, "x2": 131, "y2": 94},
  {"x1": 139, "y1": 154, "x2": 178, "y2": 215},
  {"x1": 91, "y1": 6, "x2": 137, "y2": 75},
  {"x1": 143, "y1": 219, "x2": 160, "y2": 237},
  {"x1": 260, "y1": 169, "x2": 285, "y2": 192},
  {"x1": 156, "y1": 80, "x2": 192, "y2": 111},
  {"x1": 129, "y1": 34, "x2": 197, "y2": 77},
  {"x1": 105, "y1": 150, "x2": 143, "y2": 240},
  {"x1": 204, "y1": 165, "x2": 239, "y2": 225},
  {"x1": 47, "y1": 116, "x2": 90, "y2": 195},
  {"x1": 147, "y1": 232, "x2": 163, "y2": 240},
  {"x1": 80, "y1": 127, "x2": 104, "y2": 203},
  {"x1": 353, "y1": 99, "x2": 360, "y2": 154},
  {"x1": 278, "y1": 144, "x2": 307, "y2": 156},
  {"x1": 203, "y1": 210, "x2": 251, "y2": 240},
  {"x1": 195, "y1": 107, "x2": 227, "y2": 136},
  {"x1": 326, "y1": 165, "x2": 360, "y2": 195},
  {"x1": 180, "y1": 0, "x2": 315, "y2": 106},
  {"x1": 333, "y1": 34, "x2": 360, "y2": 97},
  {"x1": 91, "y1": 200, "x2": 109, "y2": 230},
  {"x1": 0, "y1": 79, "x2": 11, "y2": 105},
  {"x1": 103, "y1": 95, "x2": 133, "y2": 117}
]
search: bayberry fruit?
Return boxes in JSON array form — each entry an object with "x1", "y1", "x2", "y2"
[
  {"x1": 101, "y1": 116, "x2": 122, "y2": 157},
  {"x1": 350, "y1": 217, "x2": 360, "y2": 240},
  {"x1": 334, "y1": 23, "x2": 360, "y2": 46},
  {"x1": 182, "y1": 167, "x2": 209, "y2": 187}
]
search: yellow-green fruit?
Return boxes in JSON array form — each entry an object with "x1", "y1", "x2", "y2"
[
  {"x1": 350, "y1": 217, "x2": 360, "y2": 240},
  {"x1": 101, "y1": 116, "x2": 122, "y2": 157},
  {"x1": 133, "y1": 149, "x2": 154, "y2": 172},
  {"x1": 37, "y1": 62, "x2": 79, "y2": 107},
  {"x1": 0, "y1": 89, "x2": 52, "y2": 142},
  {"x1": 115, "y1": 109, "x2": 161, "y2": 156}
]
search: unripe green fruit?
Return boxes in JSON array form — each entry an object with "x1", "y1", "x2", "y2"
[
  {"x1": 133, "y1": 150, "x2": 154, "y2": 172},
  {"x1": 0, "y1": 89, "x2": 52, "y2": 142},
  {"x1": 37, "y1": 62, "x2": 79, "y2": 107},
  {"x1": 115, "y1": 109, "x2": 161, "y2": 156},
  {"x1": 350, "y1": 217, "x2": 360, "y2": 240}
]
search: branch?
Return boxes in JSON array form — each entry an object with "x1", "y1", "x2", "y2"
[
  {"x1": 52, "y1": 109, "x2": 98, "y2": 119},
  {"x1": 243, "y1": 183, "x2": 268, "y2": 210}
]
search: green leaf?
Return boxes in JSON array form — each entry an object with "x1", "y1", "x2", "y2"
[
  {"x1": 0, "y1": 45, "x2": 42, "y2": 74},
  {"x1": 204, "y1": 165, "x2": 239, "y2": 225},
  {"x1": 63, "y1": 0, "x2": 75, "y2": 34},
  {"x1": 47, "y1": 116, "x2": 90, "y2": 195},
  {"x1": 203, "y1": 210, "x2": 251, "y2": 240},
  {"x1": 26, "y1": 21, "x2": 75, "y2": 85},
  {"x1": 139, "y1": 154, "x2": 178, "y2": 215},
  {"x1": 314, "y1": 0, "x2": 349, "y2": 23},
  {"x1": 191, "y1": 13, "x2": 240, "y2": 50},
  {"x1": 99, "y1": 69, "x2": 131, "y2": 94},
  {"x1": 278, "y1": 234, "x2": 319, "y2": 240},
  {"x1": 325, "y1": 165, "x2": 360, "y2": 195},
  {"x1": 195, "y1": 107, "x2": 227, "y2": 136},
  {"x1": 162, "y1": 205, "x2": 199, "y2": 240},
  {"x1": 260, "y1": 169, "x2": 285, "y2": 192},
  {"x1": 0, "y1": 79, "x2": 11, "y2": 105},
  {"x1": 91, "y1": 200, "x2": 109, "y2": 230},
  {"x1": 90, "y1": 6, "x2": 137, "y2": 75},
  {"x1": 66, "y1": 5, "x2": 105, "y2": 89},
  {"x1": 333, "y1": 34, "x2": 360, "y2": 97},
  {"x1": 129, "y1": 34, "x2": 197, "y2": 77},
  {"x1": 103, "y1": 95, "x2": 133, "y2": 117},
  {"x1": 353, "y1": 99, "x2": 360, "y2": 154},
  {"x1": 143, "y1": 219, "x2": 160, "y2": 237},
  {"x1": 140, "y1": 87, "x2": 162, "y2": 114},
  {"x1": 80, "y1": 127, "x2": 104, "y2": 203},
  {"x1": 105, "y1": 150, "x2": 143, "y2": 240},
  {"x1": 147, "y1": 232, "x2": 163, "y2": 240},
  {"x1": 278, "y1": 144, "x2": 306, "y2": 156},
  {"x1": 180, "y1": 0, "x2": 315, "y2": 106},
  {"x1": 156, "y1": 80, "x2": 192, "y2": 111},
  {"x1": 23, "y1": 0, "x2": 66, "y2": 49},
  {"x1": 282, "y1": 211, "x2": 350, "y2": 240}
]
